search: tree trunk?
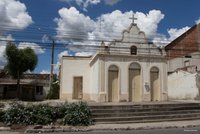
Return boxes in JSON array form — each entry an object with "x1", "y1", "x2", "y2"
[{"x1": 17, "y1": 71, "x2": 20, "y2": 99}]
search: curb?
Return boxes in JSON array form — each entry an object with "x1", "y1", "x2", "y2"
[
  {"x1": 24, "y1": 124, "x2": 200, "y2": 133},
  {"x1": 0, "y1": 127, "x2": 11, "y2": 131}
]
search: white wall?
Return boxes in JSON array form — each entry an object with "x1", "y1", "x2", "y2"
[
  {"x1": 90, "y1": 58, "x2": 99, "y2": 94},
  {"x1": 60, "y1": 57, "x2": 91, "y2": 95},
  {"x1": 102, "y1": 55, "x2": 167, "y2": 101},
  {"x1": 167, "y1": 52, "x2": 200, "y2": 72},
  {"x1": 168, "y1": 70, "x2": 199, "y2": 100}
]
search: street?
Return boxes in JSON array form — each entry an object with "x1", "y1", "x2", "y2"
[{"x1": 23, "y1": 127, "x2": 200, "y2": 134}]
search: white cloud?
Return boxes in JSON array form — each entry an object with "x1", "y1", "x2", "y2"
[
  {"x1": 60, "y1": 0, "x2": 101, "y2": 11},
  {"x1": 54, "y1": 50, "x2": 69, "y2": 74},
  {"x1": 167, "y1": 26, "x2": 190, "y2": 41},
  {"x1": 58, "y1": 50, "x2": 69, "y2": 60},
  {"x1": 0, "y1": 0, "x2": 33, "y2": 33},
  {"x1": 18, "y1": 42, "x2": 45, "y2": 55},
  {"x1": 55, "y1": 7, "x2": 96, "y2": 41},
  {"x1": 40, "y1": 70, "x2": 50, "y2": 74},
  {"x1": 0, "y1": 35, "x2": 14, "y2": 69},
  {"x1": 75, "y1": 52, "x2": 93, "y2": 56},
  {"x1": 42, "y1": 34, "x2": 50, "y2": 43},
  {"x1": 136, "y1": 10, "x2": 164, "y2": 39},
  {"x1": 55, "y1": 7, "x2": 196, "y2": 50},
  {"x1": 104, "y1": 0, "x2": 121, "y2": 5},
  {"x1": 55, "y1": 7, "x2": 165, "y2": 50},
  {"x1": 153, "y1": 26, "x2": 190, "y2": 46},
  {"x1": 196, "y1": 18, "x2": 200, "y2": 24}
]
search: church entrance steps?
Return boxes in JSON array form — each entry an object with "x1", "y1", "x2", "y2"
[{"x1": 89, "y1": 102, "x2": 200, "y2": 124}]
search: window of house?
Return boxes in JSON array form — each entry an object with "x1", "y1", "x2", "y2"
[
  {"x1": 130, "y1": 46, "x2": 137, "y2": 55},
  {"x1": 184, "y1": 60, "x2": 190, "y2": 67},
  {"x1": 36, "y1": 86, "x2": 43, "y2": 95}
]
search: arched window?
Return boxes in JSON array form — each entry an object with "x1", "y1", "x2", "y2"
[{"x1": 130, "y1": 46, "x2": 137, "y2": 55}]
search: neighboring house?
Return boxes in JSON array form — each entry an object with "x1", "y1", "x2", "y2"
[
  {"x1": 168, "y1": 70, "x2": 199, "y2": 100},
  {"x1": 60, "y1": 22, "x2": 168, "y2": 102},
  {"x1": 165, "y1": 23, "x2": 200, "y2": 100},
  {"x1": 165, "y1": 23, "x2": 200, "y2": 73},
  {"x1": 0, "y1": 71, "x2": 50, "y2": 101}
]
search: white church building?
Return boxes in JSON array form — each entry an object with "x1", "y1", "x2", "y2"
[{"x1": 59, "y1": 22, "x2": 168, "y2": 102}]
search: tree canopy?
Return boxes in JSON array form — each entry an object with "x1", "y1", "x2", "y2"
[
  {"x1": 4, "y1": 42, "x2": 38, "y2": 99},
  {"x1": 5, "y1": 42, "x2": 38, "y2": 78}
]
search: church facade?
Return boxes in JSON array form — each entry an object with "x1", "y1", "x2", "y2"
[{"x1": 60, "y1": 23, "x2": 168, "y2": 102}]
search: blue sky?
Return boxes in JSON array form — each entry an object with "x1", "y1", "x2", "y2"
[{"x1": 0, "y1": 0, "x2": 200, "y2": 74}]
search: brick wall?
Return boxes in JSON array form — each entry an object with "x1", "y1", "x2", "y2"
[{"x1": 165, "y1": 24, "x2": 200, "y2": 59}]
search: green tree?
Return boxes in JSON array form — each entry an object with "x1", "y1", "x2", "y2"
[
  {"x1": 47, "y1": 77, "x2": 60, "y2": 99},
  {"x1": 5, "y1": 42, "x2": 38, "y2": 99}
]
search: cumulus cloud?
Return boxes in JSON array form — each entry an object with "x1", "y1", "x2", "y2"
[
  {"x1": 55, "y1": 7, "x2": 165, "y2": 48},
  {"x1": 75, "y1": 52, "x2": 93, "y2": 56},
  {"x1": 0, "y1": 35, "x2": 14, "y2": 69},
  {"x1": 60, "y1": 0, "x2": 120, "y2": 11},
  {"x1": 60, "y1": 0, "x2": 101, "y2": 11},
  {"x1": 167, "y1": 26, "x2": 190, "y2": 41},
  {"x1": 55, "y1": 7, "x2": 96, "y2": 41},
  {"x1": 42, "y1": 34, "x2": 50, "y2": 43},
  {"x1": 18, "y1": 42, "x2": 45, "y2": 55},
  {"x1": 55, "y1": 7, "x2": 195, "y2": 53},
  {"x1": 40, "y1": 70, "x2": 50, "y2": 74},
  {"x1": 0, "y1": 0, "x2": 33, "y2": 33},
  {"x1": 54, "y1": 50, "x2": 70, "y2": 74},
  {"x1": 196, "y1": 18, "x2": 200, "y2": 24},
  {"x1": 153, "y1": 26, "x2": 190, "y2": 46},
  {"x1": 58, "y1": 50, "x2": 69, "y2": 60},
  {"x1": 136, "y1": 10, "x2": 164, "y2": 39},
  {"x1": 104, "y1": 0, "x2": 121, "y2": 5}
]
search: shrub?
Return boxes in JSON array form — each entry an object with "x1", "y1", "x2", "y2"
[
  {"x1": 63, "y1": 102, "x2": 93, "y2": 126},
  {"x1": 3, "y1": 103, "x2": 55, "y2": 125},
  {"x1": 25, "y1": 104, "x2": 54, "y2": 125},
  {"x1": 0, "y1": 110, "x2": 5, "y2": 122},
  {"x1": 2, "y1": 102, "x2": 93, "y2": 126},
  {"x1": 54, "y1": 102, "x2": 69, "y2": 119},
  {"x1": 47, "y1": 79, "x2": 60, "y2": 99}
]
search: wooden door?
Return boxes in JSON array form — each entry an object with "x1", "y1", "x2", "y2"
[
  {"x1": 108, "y1": 70, "x2": 119, "y2": 102},
  {"x1": 150, "y1": 71, "x2": 160, "y2": 101},
  {"x1": 129, "y1": 69, "x2": 141, "y2": 102},
  {"x1": 73, "y1": 77, "x2": 83, "y2": 99}
]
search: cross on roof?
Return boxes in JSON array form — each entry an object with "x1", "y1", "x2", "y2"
[{"x1": 129, "y1": 13, "x2": 137, "y2": 24}]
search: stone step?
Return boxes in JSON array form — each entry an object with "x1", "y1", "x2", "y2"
[
  {"x1": 93, "y1": 113, "x2": 200, "y2": 122},
  {"x1": 95, "y1": 116, "x2": 200, "y2": 124},
  {"x1": 92, "y1": 109, "x2": 200, "y2": 118},
  {"x1": 89, "y1": 103, "x2": 200, "y2": 110},
  {"x1": 90, "y1": 105, "x2": 200, "y2": 113}
]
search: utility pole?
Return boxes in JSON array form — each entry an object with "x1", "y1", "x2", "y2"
[{"x1": 50, "y1": 40, "x2": 55, "y2": 84}]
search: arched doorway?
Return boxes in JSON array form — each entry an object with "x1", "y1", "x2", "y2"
[
  {"x1": 129, "y1": 63, "x2": 141, "y2": 102},
  {"x1": 150, "y1": 67, "x2": 160, "y2": 101},
  {"x1": 108, "y1": 65, "x2": 119, "y2": 102}
]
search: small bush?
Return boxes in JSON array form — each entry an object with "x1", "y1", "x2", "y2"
[
  {"x1": 0, "y1": 110, "x2": 5, "y2": 122},
  {"x1": 3, "y1": 103, "x2": 55, "y2": 125},
  {"x1": 63, "y1": 102, "x2": 93, "y2": 126},
  {"x1": 2, "y1": 102, "x2": 93, "y2": 126},
  {"x1": 47, "y1": 80, "x2": 60, "y2": 99}
]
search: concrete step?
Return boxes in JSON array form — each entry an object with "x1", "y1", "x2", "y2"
[
  {"x1": 92, "y1": 109, "x2": 200, "y2": 118},
  {"x1": 90, "y1": 103, "x2": 200, "y2": 110},
  {"x1": 90, "y1": 103, "x2": 200, "y2": 124},
  {"x1": 90, "y1": 105, "x2": 200, "y2": 113},
  {"x1": 95, "y1": 116, "x2": 200, "y2": 124},
  {"x1": 94, "y1": 113, "x2": 200, "y2": 122}
]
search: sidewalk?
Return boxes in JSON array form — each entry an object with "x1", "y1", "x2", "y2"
[
  {"x1": 1, "y1": 120, "x2": 200, "y2": 133},
  {"x1": 24, "y1": 120, "x2": 200, "y2": 133}
]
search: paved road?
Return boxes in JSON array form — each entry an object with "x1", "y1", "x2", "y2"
[
  {"x1": 24, "y1": 127, "x2": 200, "y2": 134},
  {"x1": 1, "y1": 127, "x2": 200, "y2": 134}
]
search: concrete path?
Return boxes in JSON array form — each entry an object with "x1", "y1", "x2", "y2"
[{"x1": 24, "y1": 120, "x2": 200, "y2": 133}]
